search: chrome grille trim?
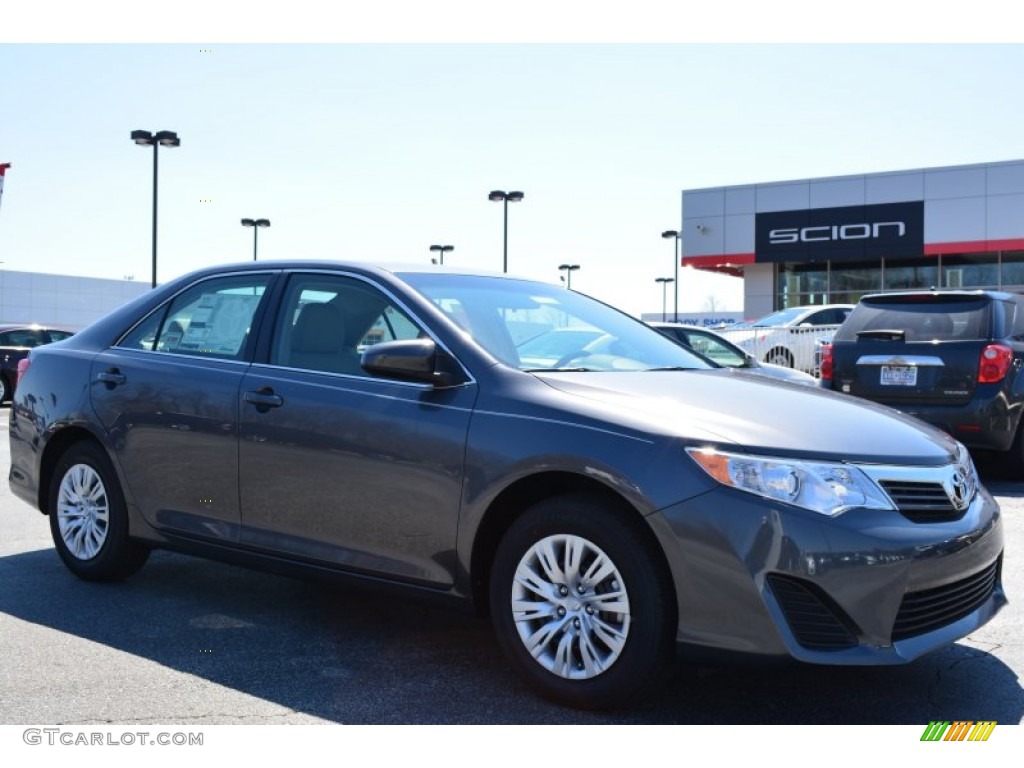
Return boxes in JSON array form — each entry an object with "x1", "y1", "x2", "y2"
[{"x1": 857, "y1": 444, "x2": 978, "y2": 523}]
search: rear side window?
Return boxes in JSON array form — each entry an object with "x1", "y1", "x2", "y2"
[
  {"x1": 0, "y1": 329, "x2": 46, "y2": 347},
  {"x1": 119, "y1": 274, "x2": 272, "y2": 360},
  {"x1": 835, "y1": 298, "x2": 990, "y2": 342}
]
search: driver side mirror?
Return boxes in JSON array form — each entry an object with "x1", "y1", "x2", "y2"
[{"x1": 361, "y1": 338, "x2": 462, "y2": 388}]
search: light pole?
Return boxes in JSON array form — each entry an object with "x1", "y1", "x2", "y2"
[
  {"x1": 488, "y1": 190, "x2": 524, "y2": 273},
  {"x1": 655, "y1": 277, "x2": 674, "y2": 322},
  {"x1": 241, "y1": 218, "x2": 271, "y2": 261},
  {"x1": 661, "y1": 230, "x2": 681, "y2": 322},
  {"x1": 558, "y1": 263, "x2": 580, "y2": 289},
  {"x1": 131, "y1": 130, "x2": 180, "y2": 288},
  {"x1": 429, "y1": 244, "x2": 454, "y2": 265}
]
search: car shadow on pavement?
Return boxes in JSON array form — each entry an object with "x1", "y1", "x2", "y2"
[{"x1": 1, "y1": 546, "x2": 1021, "y2": 725}]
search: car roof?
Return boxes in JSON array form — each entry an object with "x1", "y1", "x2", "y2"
[
  {"x1": 859, "y1": 289, "x2": 1016, "y2": 303},
  {"x1": 0, "y1": 324, "x2": 74, "y2": 332}
]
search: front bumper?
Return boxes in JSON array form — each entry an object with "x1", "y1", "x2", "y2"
[{"x1": 649, "y1": 483, "x2": 1005, "y2": 665}]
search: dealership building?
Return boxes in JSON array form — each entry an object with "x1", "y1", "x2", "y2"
[{"x1": 682, "y1": 159, "x2": 1024, "y2": 319}]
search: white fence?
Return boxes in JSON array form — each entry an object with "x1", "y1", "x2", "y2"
[{"x1": 716, "y1": 324, "x2": 842, "y2": 375}]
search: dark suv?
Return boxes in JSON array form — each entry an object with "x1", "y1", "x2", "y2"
[
  {"x1": 0, "y1": 325, "x2": 75, "y2": 403},
  {"x1": 822, "y1": 290, "x2": 1024, "y2": 472}
]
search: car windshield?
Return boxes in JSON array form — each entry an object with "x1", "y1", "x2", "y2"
[{"x1": 399, "y1": 273, "x2": 712, "y2": 372}]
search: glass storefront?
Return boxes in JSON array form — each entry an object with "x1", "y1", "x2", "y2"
[{"x1": 774, "y1": 251, "x2": 1023, "y2": 308}]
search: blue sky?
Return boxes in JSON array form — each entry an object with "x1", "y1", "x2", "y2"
[{"x1": 2, "y1": 10, "x2": 1022, "y2": 319}]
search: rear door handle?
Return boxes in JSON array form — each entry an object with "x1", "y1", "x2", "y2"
[
  {"x1": 243, "y1": 389, "x2": 284, "y2": 410},
  {"x1": 96, "y1": 369, "x2": 126, "y2": 387}
]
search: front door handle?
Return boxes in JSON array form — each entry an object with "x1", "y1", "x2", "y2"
[
  {"x1": 243, "y1": 388, "x2": 284, "y2": 410},
  {"x1": 96, "y1": 369, "x2": 127, "y2": 387}
]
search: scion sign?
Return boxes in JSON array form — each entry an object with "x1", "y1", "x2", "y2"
[{"x1": 756, "y1": 201, "x2": 923, "y2": 262}]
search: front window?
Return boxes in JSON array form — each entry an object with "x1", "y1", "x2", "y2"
[
  {"x1": 270, "y1": 273, "x2": 424, "y2": 376},
  {"x1": 399, "y1": 273, "x2": 711, "y2": 372}
]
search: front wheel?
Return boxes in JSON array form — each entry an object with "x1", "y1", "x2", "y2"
[
  {"x1": 48, "y1": 442, "x2": 150, "y2": 581},
  {"x1": 489, "y1": 494, "x2": 676, "y2": 709}
]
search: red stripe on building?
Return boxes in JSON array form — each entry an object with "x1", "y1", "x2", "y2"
[
  {"x1": 925, "y1": 238, "x2": 1024, "y2": 255},
  {"x1": 683, "y1": 253, "x2": 756, "y2": 268}
]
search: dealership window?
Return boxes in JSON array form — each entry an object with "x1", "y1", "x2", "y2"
[
  {"x1": 776, "y1": 262, "x2": 829, "y2": 308},
  {"x1": 771, "y1": 251, "x2": 1024, "y2": 312},
  {"x1": 999, "y1": 251, "x2": 1024, "y2": 290},
  {"x1": 829, "y1": 260, "x2": 881, "y2": 304},
  {"x1": 882, "y1": 257, "x2": 939, "y2": 291},
  {"x1": 939, "y1": 252, "x2": 999, "y2": 290}
]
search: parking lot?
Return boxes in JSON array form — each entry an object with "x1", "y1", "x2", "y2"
[{"x1": 0, "y1": 405, "x2": 1021, "y2": 726}]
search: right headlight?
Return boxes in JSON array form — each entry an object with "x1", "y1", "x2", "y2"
[{"x1": 686, "y1": 447, "x2": 895, "y2": 517}]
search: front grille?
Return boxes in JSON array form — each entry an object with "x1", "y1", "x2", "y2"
[
  {"x1": 892, "y1": 559, "x2": 1000, "y2": 641},
  {"x1": 879, "y1": 480, "x2": 964, "y2": 523},
  {"x1": 767, "y1": 575, "x2": 859, "y2": 650}
]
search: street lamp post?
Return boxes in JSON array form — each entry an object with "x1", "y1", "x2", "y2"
[
  {"x1": 661, "y1": 230, "x2": 681, "y2": 322},
  {"x1": 429, "y1": 244, "x2": 454, "y2": 265},
  {"x1": 655, "y1": 277, "x2": 675, "y2": 322},
  {"x1": 488, "y1": 190, "x2": 524, "y2": 273},
  {"x1": 131, "y1": 130, "x2": 180, "y2": 288},
  {"x1": 241, "y1": 218, "x2": 271, "y2": 261},
  {"x1": 558, "y1": 263, "x2": 580, "y2": 289}
]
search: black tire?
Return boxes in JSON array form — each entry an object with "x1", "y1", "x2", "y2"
[
  {"x1": 998, "y1": 421, "x2": 1024, "y2": 480},
  {"x1": 489, "y1": 494, "x2": 676, "y2": 710},
  {"x1": 0, "y1": 373, "x2": 9, "y2": 404},
  {"x1": 47, "y1": 442, "x2": 150, "y2": 581},
  {"x1": 764, "y1": 347, "x2": 794, "y2": 368}
]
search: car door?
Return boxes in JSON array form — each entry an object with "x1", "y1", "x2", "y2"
[
  {"x1": 90, "y1": 271, "x2": 276, "y2": 542},
  {"x1": 237, "y1": 272, "x2": 477, "y2": 587}
]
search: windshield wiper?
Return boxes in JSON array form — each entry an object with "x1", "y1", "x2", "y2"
[{"x1": 644, "y1": 366, "x2": 695, "y2": 372}]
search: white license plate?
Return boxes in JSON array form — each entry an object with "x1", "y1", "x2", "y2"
[{"x1": 881, "y1": 365, "x2": 917, "y2": 386}]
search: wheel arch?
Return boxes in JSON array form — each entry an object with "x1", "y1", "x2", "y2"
[
  {"x1": 38, "y1": 426, "x2": 110, "y2": 514},
  {"x1": 468, "y1": 471, "x2": 675, "y2": 616}
]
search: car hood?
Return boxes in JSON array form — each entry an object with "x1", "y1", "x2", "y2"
[
  {"x1": 532, "y1": 368, "x2": 957, "y2": 465},
  {"x1": 747, "y1": 362, "x2": 817, "y2": 385}
]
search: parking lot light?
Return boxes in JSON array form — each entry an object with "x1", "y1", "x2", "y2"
[
  {"x1": 429, "y1": 244, "x2": 454, "y2": 265},
  {"x1": 662, "y1": 230, "x2": 681, "y2": 322},
  {"x1": 655, "y1": 276, "x2": 674, "y2": 322},
  {"x1": 489, "y1": 190, "x2": 525, "y2": 273},
  {"x1": 241, "y1": 218, "x2": 271, "y2": 261},
  {"x1": 131, "y1": 129, "x2": 180, "y2": 288}
]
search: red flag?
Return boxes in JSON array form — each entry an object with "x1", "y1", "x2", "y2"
[{"x1": 0, "y1": 163, "x2": 10, "y2": 213}]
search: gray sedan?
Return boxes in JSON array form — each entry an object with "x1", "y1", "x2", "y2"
[
  {"x1": 648, "y1": 321, "x2": 818, "y2": 385},
  {"x1": 8, "y1": 261, "x2": 1005, "y2": 710}
]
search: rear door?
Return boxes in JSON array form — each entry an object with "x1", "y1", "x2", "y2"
[
  {"x1": 830, "y1": 295, "x2": 991, "y2": 406},
  {"x1": 90, "y1": 271, "x2": 276, "y2": 542}
]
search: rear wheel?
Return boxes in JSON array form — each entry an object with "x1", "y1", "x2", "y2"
[
  {"x1": 999, "y1": 421, "x2": 1024, "y2": 479},
  {"x1": 489, "y1": 494, "x2": 676, "y2": 709},
  {"x1": 48, "y1": 442, "x2": 149, "y2": 581},
  {"x1": 0, "y1": 374, "x2": 9, "y2": 403},
  {"x1": 764, "y1": 347, "x2": 794, "y2": 368}
]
